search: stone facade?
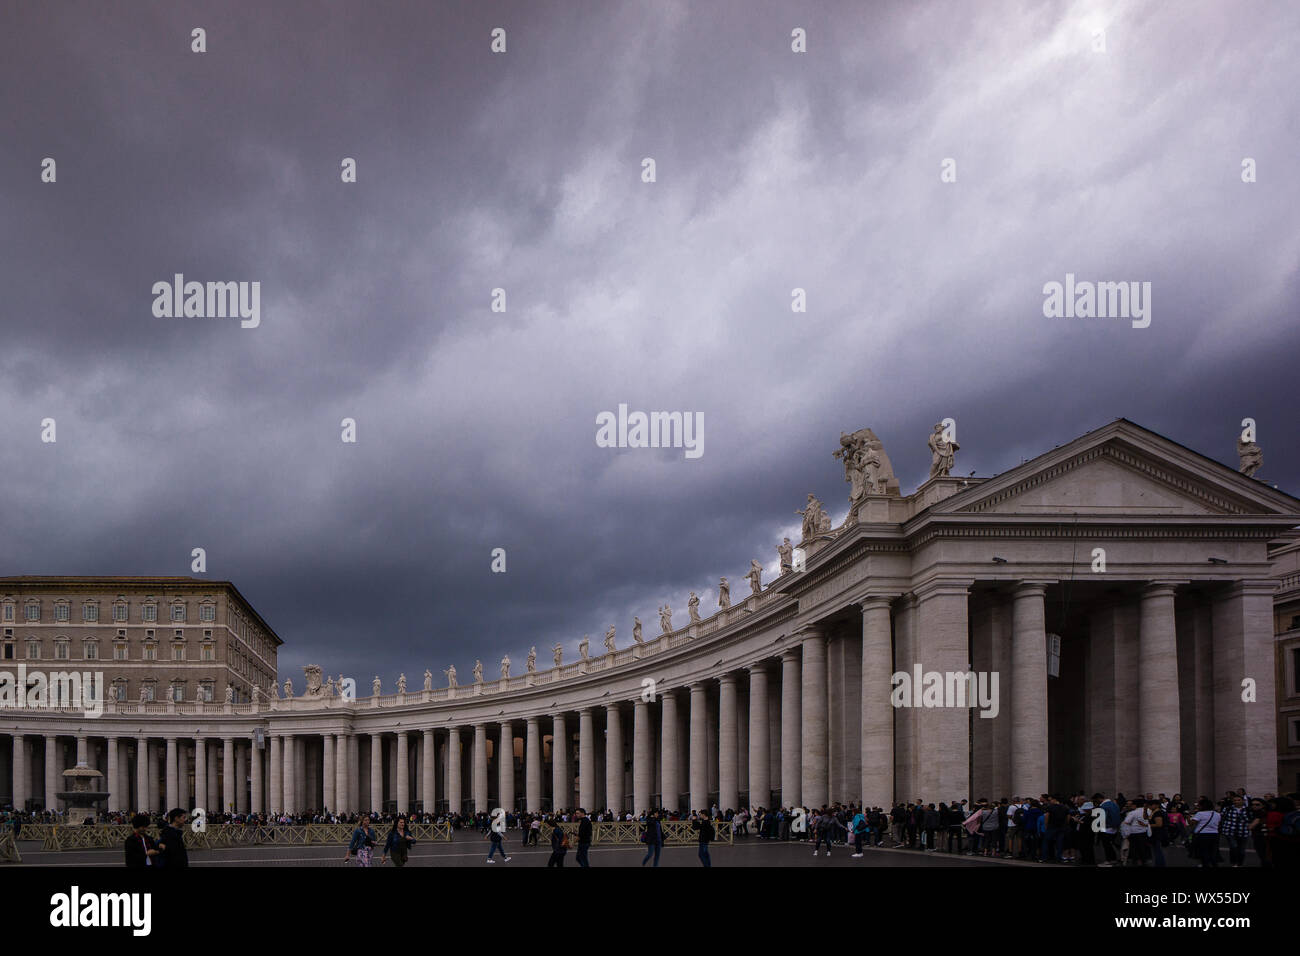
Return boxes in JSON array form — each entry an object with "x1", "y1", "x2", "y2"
[{"x1": 1, "y1": 420, "x2": 1297, "y2": 816}]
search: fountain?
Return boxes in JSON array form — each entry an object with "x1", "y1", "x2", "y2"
[{"x1": 56, "y1": 762, "x2": 109, "y2": 825}]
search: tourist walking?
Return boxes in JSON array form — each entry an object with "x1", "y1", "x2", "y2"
[
  {"x1": 641, "y1": 811, "x2": 664, "y2": 867},
  {"x1": 546, "y1": 818, "x2": 569, "y2": 867},
  {"x1": 692, "y1": 811, "x2": 715, "y2": 867},
  {"x1": 1190, "y1": 798, "x2": 1221, "y2": 868},
  {"x1": 345, "y1": 817, "x2": 377, "y2": 867},
  {"x1": 575, "y1": 808, "x2": 593, "y2": 867},
  {"x1": 124, "y1": 814, "x2": 159, "y2": 868},
  {"x1": 382, "y1": 816, "x2": 415, "y2": 867}
]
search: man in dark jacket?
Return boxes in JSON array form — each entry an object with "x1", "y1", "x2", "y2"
[
  {"x1": 156, "y1": 808, "x2": 189, "y2": 868},
  {"x1": 546, "y1": 816, "x2": 568, "y2": 867},
  {"x1": 124, "y1": 814, "x2": 159, "y2": 868},
  {"x1": 692, "y1": 811, "x2": 715, "y2": 867},
  {"x1": 575, "y1": 808, "x2": 593, "y2": 867}
]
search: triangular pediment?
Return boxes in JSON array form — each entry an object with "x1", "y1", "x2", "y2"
[{"x1": 929, "y1": 420, "x2": 1300, "y2": 519}]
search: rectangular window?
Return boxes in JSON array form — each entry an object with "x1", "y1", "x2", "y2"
[
  {"x1": 24, "y1": 605, "x2": 39, "y2": 622},
  {"x1": 54, "y1": 604, "x2": 69, "y2": 622},
  {"x1": 82, "y1": 605, "x2": 98, "y2": 622},
  {"x1": 114, "y1": 643, "x2": 128, "y2": 661},
  {"x1": 55, "y1": 643, "x2": 69, "y2": 660},
  {"x1": 143, "y1": 644, "x2": 156, "y2": 661},
  {"x1": 113, "y1": 603, "x2": 128, "y2": 622},
  {"x1": 26, "y1": 643, "x2": 39, "y2": 660},
  {"x1": 84, "y1": 642, "x2": 98, "y2": 660},
  {"x1": 142, "y1": 605, "x2": 157, "y2": 622},
  {"x1": 200, "y1": 604, "x2": 216, "y2": 622},
  {"x1": 172, "y1": 645, "x2": 185, "y2": 661},
  {"x1": 201, "y1": 645, "x2": 215, "y2": 662},
  {"x1": 113, "y1": 684, "x2": 126, "y2": 702},
  {"x1": 2, "y1": 605, "x2": 13, "y2": 621},
  {"x1": 1294, "y1": 648, "x2": 1300, "y2": 695},
  {"x1": 171, "y1": 685, "x2": 184, "y2": 703},
  {"x1": 170, "y1": 605, "x2": 185, "y2": 622},
  {"x1": 1, "y1": 644, "x2": 12, "y2": 661}
]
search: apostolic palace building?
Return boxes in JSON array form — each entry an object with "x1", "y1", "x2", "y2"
[{"x1": 3, "y1": 420, "x2": 1299, "y2": 818}]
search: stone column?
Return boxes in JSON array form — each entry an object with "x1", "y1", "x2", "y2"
[
  {"x1": 395, "y1": 731, "x2": 410, "y2": 814},
  {"x1": 446, "y1": 728, "x2": 463, "y2": 815},
  {"x1": 689, "y1": 683, "x2": 708, "y2": 812},
  {"x1": 370, "y1": 733, "x2": 384, "y2": 812},
  {"x1": 236, "y1": 743, "x2": 249, "y2": 814},
  {"x1": 718, "y1": 673, "x2": 739, "y2": 811},
  {"x1": 177, "y1": 743, "x2": 190, "y2": 809},
  {"x1": 323, "y1": 734, "x2": 336, "y2": 811},
  {"x1": 1211, "y1": 581, "x2": 1277, "y2": 795},
  {"x1": 604, "y1": 705, "x2": 624, "y2": 812},
  {"x1": 252, "y1": 736, "x2": 265, "y2": 814},
  {"x1": 552, "y1": 714, "x2": 569, "y2": 810},
  {"x1": 165, "y1": 737, "x2": 179, "y2": 810},
  {"x1": 282, "y1": 735, "x2": 296, "y2": 814},
  {"x1": 578, "y1": 709, "x2": 596, "y2": 810},
  {"x1": 525, "y1": 718, "x2": 542, "y2": 811},
  {"x1": 800, "y1": 628, "x2": 828, "y2": 808},
  {"x1": 335, "y1": 734, "x2": 349, "y2": 814},
  {"x1": 747, "y1": 666, "x2": 770, "y2": 809},
  {"x1": 268, "y1": 735, "x2": 282, "y2": 813},
  {"x1": 497, "y1": 722, "x2": 514, "y2": 812},
  {"x1": 1011, "y1": 583, "x2": 1049, "y2": 797},
  {"x1": 12, "y1": 735, "x2": 27, "y2": 811},
  {"x1": 146, "y1": 741, "x2": 159, "y2": 812},
  {"x1": 422, "y1": 729, "x2": 436, "y2": 813},
  {"x1": 632, "y1": 700, "x2": 652, "y2": 813},
  {"x1": 1138, "y1": 583, "x2": 1181, "y2": 795},
  {"x1": 75, "y1": 734, "x2": 87, "y2": 767},
  {"x1": 660, "y1": 692, "x2": 680, "y2": 812},
  {"x1": 106, "y1": 736, "x2": 120, "y2": 812},
  {"x1": 194, "y1": 738, "x2": 207, "y2": 812},
  {"x1": 135, "y1": 737, "x2": 149, "y2": 812},
  {"x1": 860, "y1": 596, "x2": 894, "y2": 808},
  {"x1": 780, "y1": 650, "x2": 801, "y2": 807},
  {"x1": 472, "y1": 724, "x2": 488, "y2": 813},
  {"x1": 220, "y1": 737, "x2": 235, "y2": 813},
  {"x1": 913, "y1": 581, "x2": 972, "y2": 800},
  {"x1": 206, "y1": 744, "x2": 218, "y2": 810}
]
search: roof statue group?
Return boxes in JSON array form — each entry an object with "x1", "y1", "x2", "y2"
[{"x1": 270, "y1": 422, "x2": 1267, "y2": 702}]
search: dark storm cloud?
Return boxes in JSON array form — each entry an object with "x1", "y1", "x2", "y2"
[{"x1": 1, "y1": 0, "x2": 1297, "y2": 684}]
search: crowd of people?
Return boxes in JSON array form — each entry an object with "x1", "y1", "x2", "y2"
[{"x1": 5, "y1": 785, "x2": 1296, "y2": 869}]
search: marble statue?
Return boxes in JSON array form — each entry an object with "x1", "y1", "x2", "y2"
[
  {"x1": 500, "y1": 655, "x2": 511, "y2": 679},
  {"x1": 687, "y1": 592, "x2": 701, "y2": 623},
  {"x1": 796, "y1": 494, "x2": 827, "y2": 541},
  {"x1": 444, "y1": 665, "x2": 458, "y2": 687},
  {"x1": 397, "y1": 673, "x2": 407, "y2": 694},
  {"x1": 834, "y1": 427, "x2": 896, "y2": 501},
  {"x1": 326, "y1": 676, "x2": 337, "y2": 696},
  {"x1": 659, "y1": 604, "x2": 673, "y2": 633},
  {"x1": 604, "y1": 626, "x2": 616, "y2": 653},
  {"x1": 526, "y1": 646, "x2": 537, "y2": 673},
  {"x1": 224, "y1": 683, "x2": 234, "y2": 703},
  {"x1": 632, "y1": 617, "x2": 643, "y2": 643},
  {"x1": 336, "y1": 675, "x2": 346, "y2": 694},
  {"x1": 372, "y1": 676, "x2": 381, "y2": 697},
  {"x1": 553, "y1": 643, "x2": 563, "y2": 667},
  {"x1": 139, "y1": 684, "x2": 149, "y2": 702},
  {"x1": 423, "y1": 670, "x2": 433, "y2": 692},
  {"x1": 746, "y1": 559, "x2": 763, "y2": 595},
  {"x1": 817, "y1": 509, "x2": 832, "y2": 533},
  {"x1": 1238, "y1": 437, "x2": 1263, "y2": 477},
  {"x1": 473, "y1": 660, "x2": 483, "y2": 683},
  {"x1": 718, "y1": 577, "x2": 731, "y2": 609},
  {"x1": 777, "y1": 537, "x2": 794, "y2": 574},
  {"x1": 251, "y1": 684, "x2": 261, "y2": 703},
  {"x1": 268, "y1": 681, "x2": 278, "y2": 700},
  {"x1": 304, "y1": 665, "x2": 324, "y2": 698},
  {"x1": 579, "y1": 635, "x2": 590, "y2": 660},
  {"x1": 928, "y1": 423, "x2": 959, "y2": 478},
  {"x1": 282, "y1": 678, "x2": 293, "y2": 699}
]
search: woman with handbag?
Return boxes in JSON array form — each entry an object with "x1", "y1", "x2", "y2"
[
  {"x1": 1190, "y1": 798, "x2": 1222, "y2": 867},
  {"x1": 381, "y1": 815, "x2": 416, "y2": 867}
]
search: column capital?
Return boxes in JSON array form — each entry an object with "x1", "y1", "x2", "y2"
[
  {"x1": 780, "y1": 647, "x2": 801, "y2": 664},
  {"x1": 1141, "y1": 581, "x2": 1184, "y2": 598},
  {"x1": 717, "y1": 672, "x2": 738, "y2": 687},
  {"x1": 857, "y1": 593, "x2": 897, "y2": 612},
  {"x1": 912, "y1": 578, "x2": 975, "y2": 601},
  {"x1": 793, "y1": 622, "x2": 825, "y2": 641},
  {"x1": 1012, "y1": 581, "x2": 1051, "y2": 598}
]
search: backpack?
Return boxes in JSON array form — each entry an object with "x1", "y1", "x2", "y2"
[{"x1": 1013, "y1": 807, "x2": 1026, "y2": 826}]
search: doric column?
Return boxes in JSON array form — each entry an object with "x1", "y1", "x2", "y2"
[
  {"x1": 525, "y1": 718, "x2": 542, "y2": 811},
  {"x1": 268, "y1": 735, "x2": 282, "y2": 814},
  {"x1": 335, "y1": 734, "x2": 349, "y2": 814},
  {"x1": 106, "y1": 736, "x2": 121, "y2": 812},
  {"x1": 1138, "y1": 583, "x2": 1182, "y2": 794},
  {"x1": 604, "y1": 705, "x2": 624, "y2": 812},
  {"x1": 42, "y1": 736, "x2": 57, "y2": 810},
  {"x1": 369, "y1": 733, "x2": 384, "y2": 812},
  {"x1": 12, "y1": 735, "x2": 27, "y2": 811},
  {"x1": 472, "y1": 724, "x2": 488, "y2": 813},
  {"x1": 146, "y1": 741, "x2": 159, "y2": 812},
  {"x1": 135, "y1": 737, "x2": 149, "y2": 812},
  {"x1": 747, "y1": 666, "x2": 770, "y2": 809},
  {"x1": 913, "y1": 581, "x2": 972, "y2": 800},
  {"x1": 177, "y1": 742, "x2": 189, "y2": 808},
  {"x1": 780, "y1": 650, "x2": 801, "y2": 807},
  {"x1": 221, "y1": 737, "x2": 235, "y2": 813},
  {"x1": 1011, "y1": 583, "x2": 1049, "y2": 797},
  {"x1": 689, "y1": 683, "x2": 708, "y2": 812},
  {"x1": 236, "y1": 742, "x2": 249, "y2": 814},
  {"x1": 323, "y1": 734, "x2": 336, "y2": 811},
  {"x1": 632, "y1": 700, "x2": 652, "y2": 813},
  {"x1": 194, "y1": 738, "x2": 207, "y2": 811},
  {"x1": 422, "y1": 729, "x2": 436, "y2": 814},
  {"x1": 800, "y1": 628, "x2": 828, "y2": 808},
  {"x1": 165, "y1": 737, "x2": 179, "y2": 810},
  {"x1": 552, "y1": 714, "x2": 569, "y2": 810},
  {"x1": 446, "y1": 728, "x2": 463, "y2": 815},
  {"x1": 283, "y1": 735, "x2": 297, "y2": 814},
  {"x1": 660, "y1": 692, "x2": 679, "y2": 812},
  {"x1": 1211, "y1": 581, "x2": 1278, "y2": 795},
  {"x1": 497, "y1": 722, "x2": 514, "y2": 812},
  {"x1": 395, "y1": 731, "x2": 410, "y2": 814},
  {"x1": 718, "y1": 673, "x2": 739, "y2": 811},
  {"x1": 251, "y1": 736, "x2": 265, "y2": 814},
  {"x1": 860, "y1": 596, "x2": 894, "y2": 808},
  {"x1": 578, "y1": 709, "x2": 596, "y2": 810},
  {"x1": 206, "y1": 743, "x2": 218, "y2": 810}
]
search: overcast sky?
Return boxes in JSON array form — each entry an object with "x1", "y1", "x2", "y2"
[{"x1": 2, "y1": 0, "x2": 1297, "y2": 687}]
